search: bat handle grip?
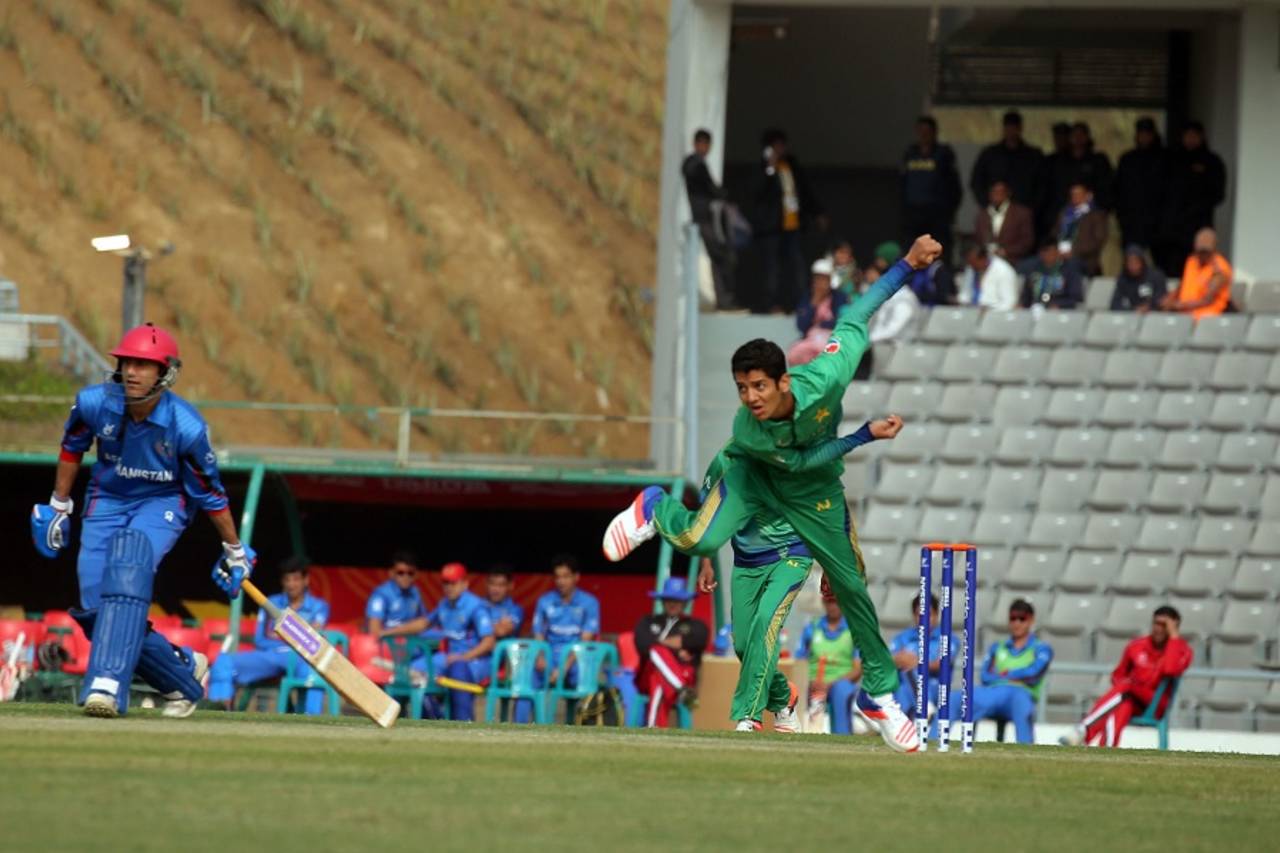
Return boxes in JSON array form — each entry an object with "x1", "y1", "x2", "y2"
[{"x1": 239, "y1": 578, "x2": 270, "y2": 610}]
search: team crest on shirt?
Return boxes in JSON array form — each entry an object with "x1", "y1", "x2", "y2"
[
  {"x1": 154, "y1": 439, "x2": 173, "y2": 458},
  {"x1": 101, "y1": 423, "x2": 115, "y2": 437},
  {"x1": 823, "y1": 339, "x2": 841, "y2": 354}
]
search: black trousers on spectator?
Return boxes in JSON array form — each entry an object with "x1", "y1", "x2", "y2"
[
  {"x1": 901, "y1": 206, "x2": 954, "y2": 265},
  {"x1": 760, "y1": 230, "x2": 805, "y2": 311},
  {"x1": 698, "y1": 222, "x2": 737, "y2": 310}
]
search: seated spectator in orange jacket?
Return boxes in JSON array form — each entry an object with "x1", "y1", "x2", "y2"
[
  {"x1": 1060, "y1": 606, "x2": 1192, "y2": 748},
  {"x1": 1054, "y1": 181, "x2": 1109, "y2": 276},
  {"x1": 1161, "y1": 228, "x2": 1233, "y2": 320},
  {"x1": 974, "y1": 179, "x2": 1035, "y2": 264}
]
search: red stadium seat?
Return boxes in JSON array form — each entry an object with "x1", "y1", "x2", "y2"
[
  {"x1": 151, "y1": 614, "x2": 182, "y2": 633},
  {"x1": 201, "y1": 617, "x2": 231, "y2": 639},
  {"x1": 617, "y1": 631, "x2": 640, "y2": 672},
  {"x1": 160, "y1": 626, "x2": 209, "y2": 652},
  {"x1": 349, "y1": 633, "x2": 390, "y2": 686}
]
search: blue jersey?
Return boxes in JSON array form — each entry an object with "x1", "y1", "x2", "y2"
[
  {"x1": 889, "y1": 624, "x2": 958, "y2": 666},
  {"x1": 61, "y1": 384, "x2": 228, "y2": 512},
  {"x1": 428, "y1": 590, "x2": 494, "y2": 657},
  {"x1": 532, "y1": 589, "x2": 600, "y2": 649},
  {"x1": 365, "y1": 580, "x2": 427, "y2": 629},
  {"x1": 257, "y1": 592, "x2": 330, "y2": 653},
  {"x1": 485, "y1": 596, "x2": 525, "y2": 638}
]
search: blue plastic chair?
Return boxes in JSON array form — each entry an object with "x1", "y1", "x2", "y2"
[
  {"x1": 1129, "y1": 676, "x2": 1180, "y2": 750},
  {"x1": 485, "y1": 639, "x2": 552, "y2": 724},
  {"x1": 549, "y1": 642, "x2": 620, "y2": 722},
  {"x1": 381, "y1": 635, "x2": 441, "y2": 720},
  {"x1": 276, "y1": 630, "x2": 348, "y2": 717}
]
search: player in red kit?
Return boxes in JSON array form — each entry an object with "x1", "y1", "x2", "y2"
[{"x1": 1061, "y1": 606, "x2": 1193, "y2": 747}]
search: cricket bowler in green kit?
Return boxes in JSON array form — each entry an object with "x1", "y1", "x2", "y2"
[
  {"x1": 694, "y1": 414, "x2": 902, "y2": 733},
  {"x1": 603, "y1": 234, "x2": 943, "y2": 752}
]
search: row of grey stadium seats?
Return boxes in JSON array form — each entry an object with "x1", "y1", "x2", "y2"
[
  {"x1": 879, "y1": 343, "x2": 1280, "y2": 390},
  {"x1": 843, "y1": 424, "x2": 1277, "y2": 472},
  {"x1": 915, "y1": 307, "x2": 1280, "y2": 349},
  {"x1": 856, "y1": 462, "x2": 1280, "y2": 516},
  {"x1": 839, "y1": 382, "x2": 1280, "y2": 427},
  {"x1": 857, "y1": 503, "x2": 1280, "y2": 557}
]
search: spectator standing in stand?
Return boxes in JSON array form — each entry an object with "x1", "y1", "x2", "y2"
[
  {"x1": 751, "y1": 128, "x2": 825, "y2": 312},
  {"x1": 1157, "y1": 121, "x2": 1228, "y2": 277},
  {"x1": 969, "y1": 110, "x2": 1043, "y2": 209},
  {"x1": 900, "y1": 116, "x2": 962, "y2": 263},
  {"x1": 1113, "y1": 117, "x2": 1166, "y2": 250},
  {"x1": 683, "y1": 128, "x2": 738, "y2": 310}
]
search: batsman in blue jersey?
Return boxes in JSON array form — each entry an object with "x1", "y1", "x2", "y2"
[
  {"x1": 427, "y1": 562, "x2": 495, "y2": 720},
  {"x1": 207, "y1": 557, "x2": 331, "y2": 714},
  {"x1": 31, "y1": 323, "x2": 255, "y2": 718},
  {"x1": 516, "y1": 555, "x2": 600, "y2": 722}
]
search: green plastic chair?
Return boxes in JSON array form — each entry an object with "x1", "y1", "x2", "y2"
[
  {"x1": 549, "y1": 642, "x2": 620, "y2": 722},
  {"x1": 1129, "y1": 676, "x2": 1180, "y2": 750},
  {"x1": 486, "y1": 639, "x2": 552, "y2": 724},
  {"x1": 381, "y1": 635, "x2": 440, "y2": 720},
  {"x1": 276, "y1": 631, "x2": 348, "y2": 717}
]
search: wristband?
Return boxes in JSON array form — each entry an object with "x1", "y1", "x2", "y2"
[{"x1": 50, "y1": 493, "x2": 74, "y2": 515}]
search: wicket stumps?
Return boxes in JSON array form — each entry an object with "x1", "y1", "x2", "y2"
[{"x1": 915, "y1": 543, "x2": 978, "y2": 753}]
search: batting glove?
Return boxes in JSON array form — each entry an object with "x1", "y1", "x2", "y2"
[
  {"x1": 31, "y1": 494, "x2": 74, "y2": 559},
  {"x1": 211, "y1": 541, "x2": 257, "y2": 599}
]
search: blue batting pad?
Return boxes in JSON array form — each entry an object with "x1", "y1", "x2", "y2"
[
  {"x1": 73, "y1": 609, "x2": 202, "y2": 701},
  {"x1": 80, "y1": 530, "x2": 155, "y2": 712}
]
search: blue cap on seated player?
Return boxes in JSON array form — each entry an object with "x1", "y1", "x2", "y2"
[{"x1": 648, "y1": 577, "x2": 696, "y2": 601}]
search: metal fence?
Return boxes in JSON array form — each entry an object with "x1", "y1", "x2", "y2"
[{"x1": 0, "y1": 314, "x2": 111, "y2": 383}]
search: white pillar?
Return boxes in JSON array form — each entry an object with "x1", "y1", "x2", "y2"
[
  {"x1": 650, "y1": 0, "x2": 732, "y2": 472},
  {"x1": 1232, "y1": 5, "x2": 1280, "y2": 281}
]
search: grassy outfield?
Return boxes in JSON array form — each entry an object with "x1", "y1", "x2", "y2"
[{"x1": 2, "y1": 704, "x2": 1277, "y2": 853}]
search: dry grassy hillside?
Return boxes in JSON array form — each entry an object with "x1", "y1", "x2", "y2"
[{"x1": 0, "y1": 0, "x2": 666, "y2": 458}]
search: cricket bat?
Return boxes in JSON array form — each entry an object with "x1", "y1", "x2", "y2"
[
  {"x1": 0, "y1": 631, "x2": 24, "y2": 702},
  {"x1": 240, "y1": 579, "x2": 401, "y2": 728}
]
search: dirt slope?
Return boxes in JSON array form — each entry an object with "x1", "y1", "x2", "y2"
[{"x1": 0, "y1": 0, "x2": 666, "y2": 458}]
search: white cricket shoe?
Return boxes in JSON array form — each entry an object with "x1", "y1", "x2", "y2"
[
  {"x1": 83, "y1": 692, "x2": 118, "y2": 718},
  {"x1": 602, "y1": 486, "x2": 665, "y2": 562},
  {"x1": 773, "y1": 681, "x2": 800, "y2": 733},
  {"x1": 1058, "y1": 725, "x2": 1085, "y2": 747},
  {"x1": 735, "y1": 719, "x2": 762, "y2": 732},
  {"x1": 162, "y1": 651, "x2": 209, "y2": 719},
  {"x1": 854, "y1": 690, "x2": 920, "y2": 753}
]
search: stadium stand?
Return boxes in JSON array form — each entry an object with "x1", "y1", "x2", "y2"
[{"x1": 845, "y1": 297, "x2": 1280, "y2": 730}]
